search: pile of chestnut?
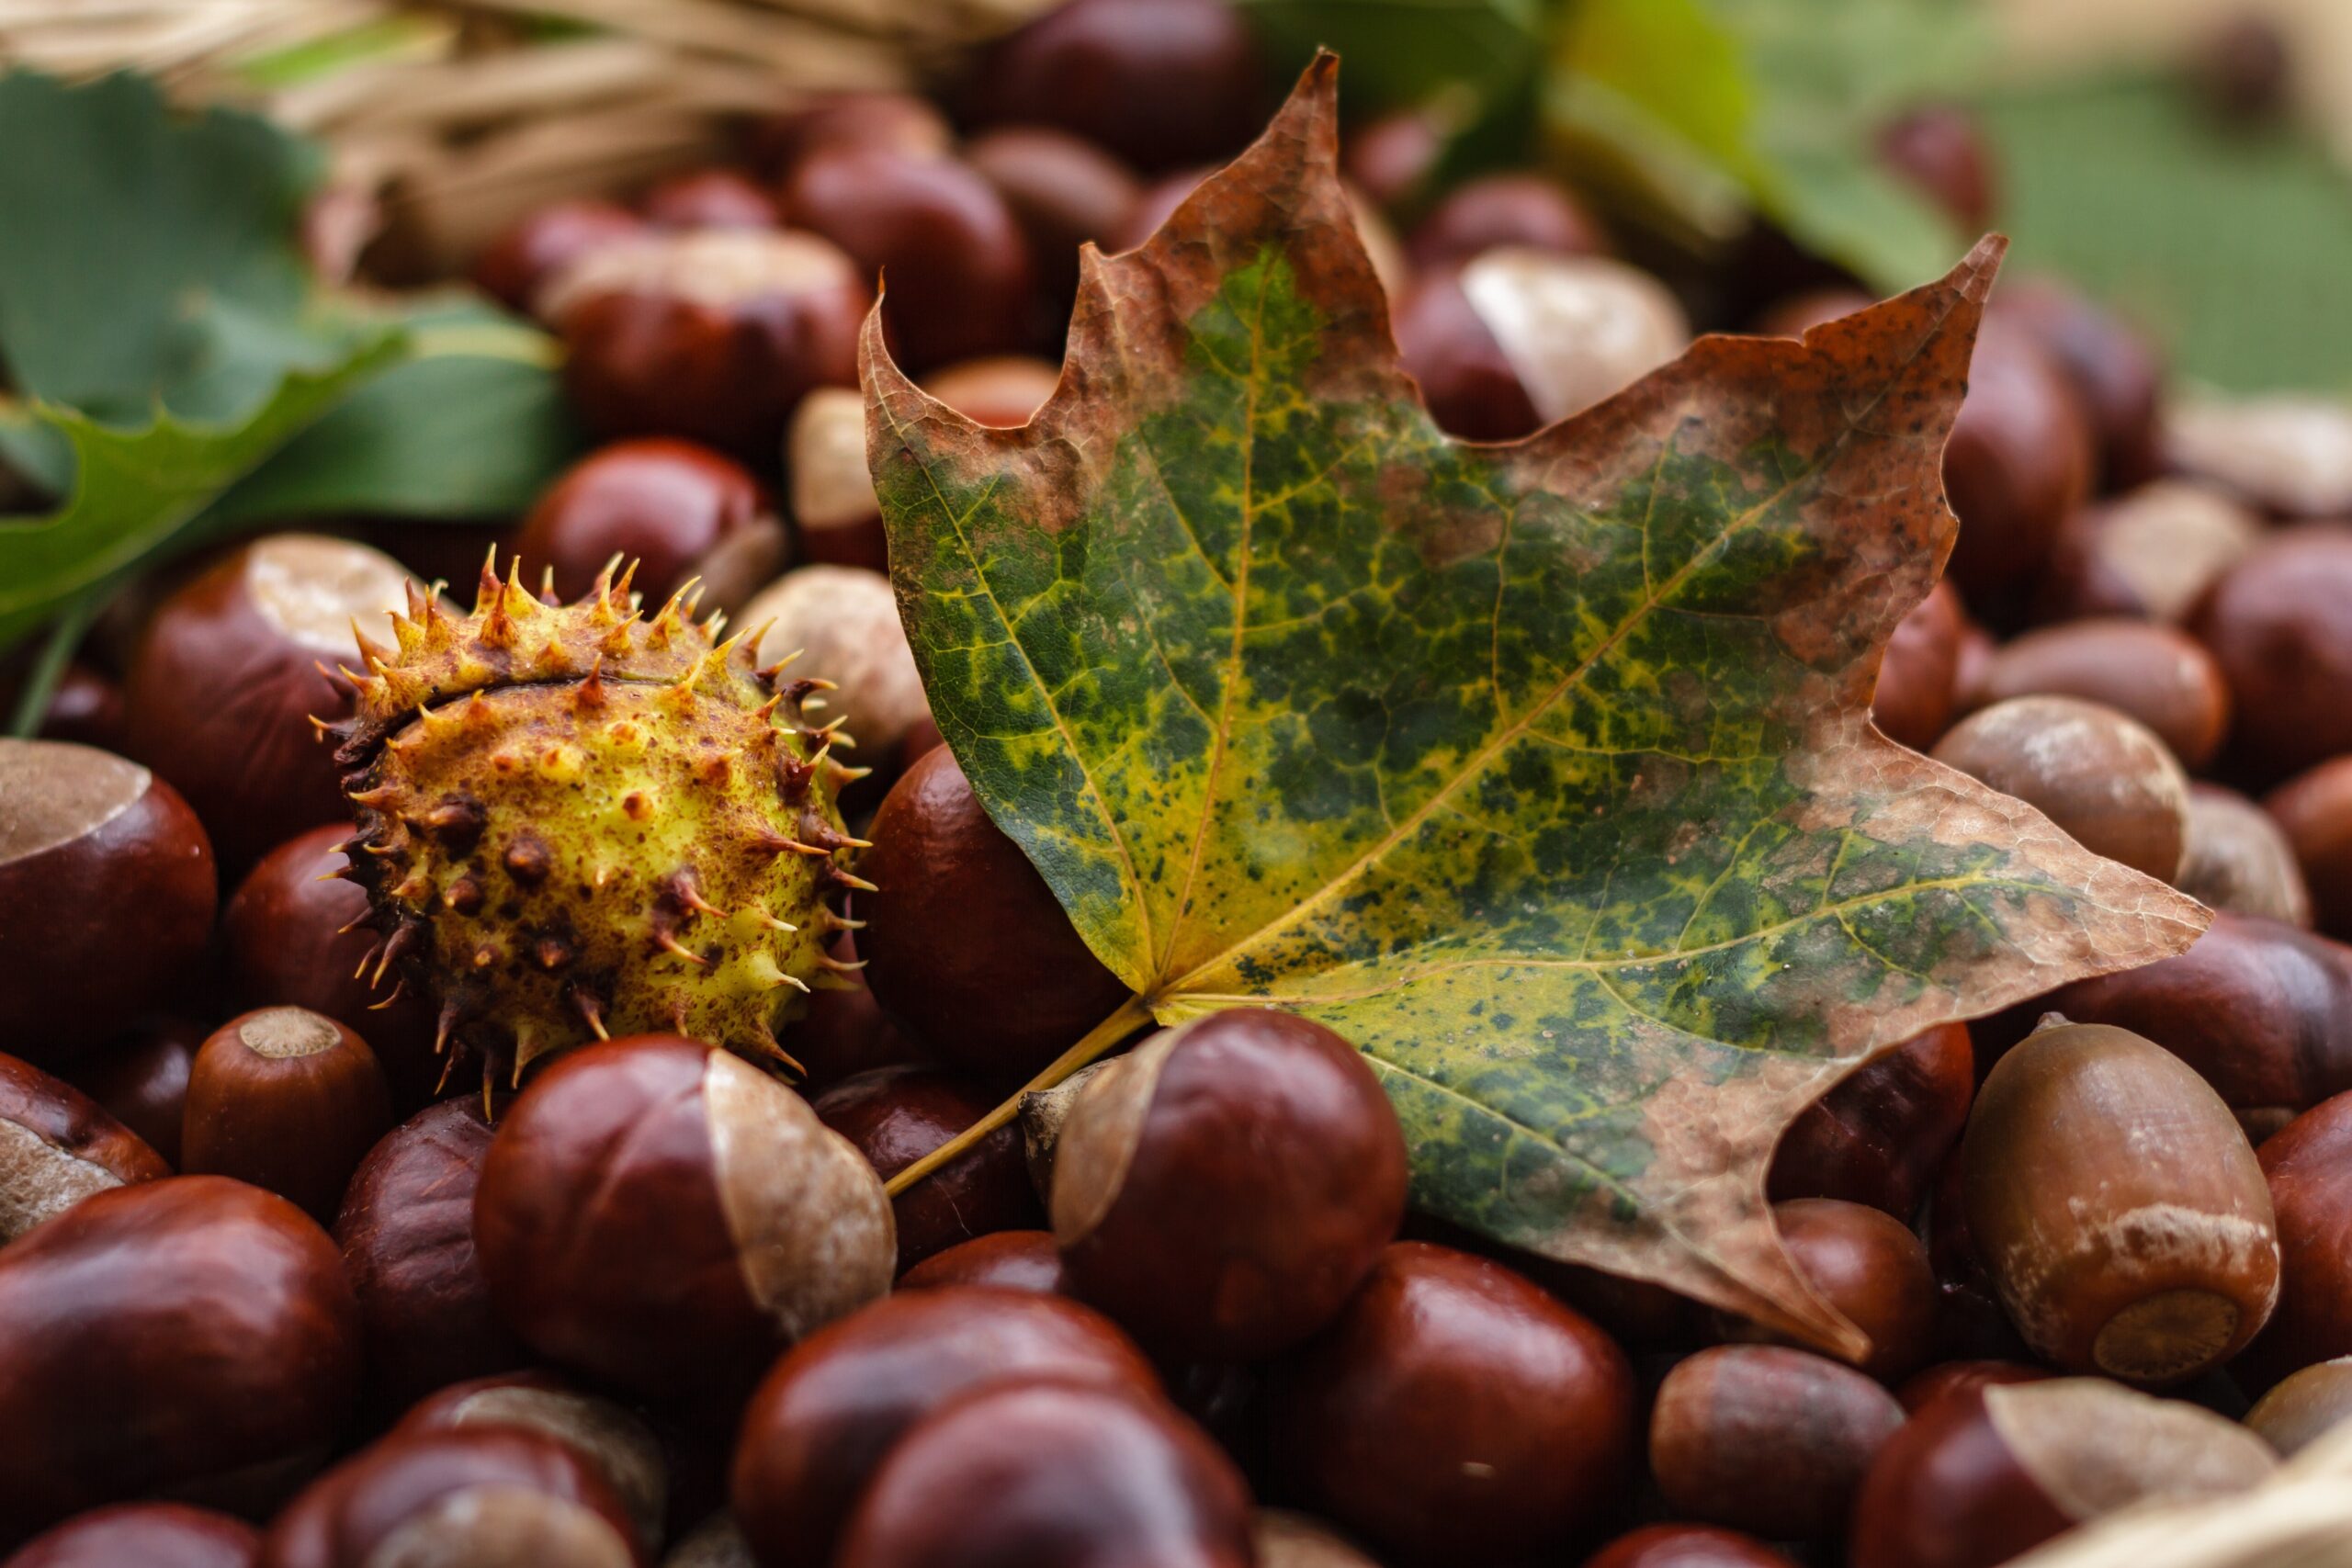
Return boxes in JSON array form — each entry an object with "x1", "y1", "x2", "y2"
[{"x1": 6, "y1": 0, "x2": 2352, "y2": 1562}]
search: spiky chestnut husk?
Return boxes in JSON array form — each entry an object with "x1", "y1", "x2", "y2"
[{"x1": 321, "y1": 557, "x2": 870, "y2": 1082}]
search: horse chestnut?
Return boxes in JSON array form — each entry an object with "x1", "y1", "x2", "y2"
[
  {"x1": 2193, "y1": 525, "x2": 2352, "y2": 781},
  {"x1": 0, "y1": 1051, "x2": 166, "y2": 1244},
  {"x1": 898, "y1": 1229, "x2": 1069, "y2": 1294},
  {"x1": 2035, "y1": 479, "x2": 2264, "y2": 625},
  {"x1": 66, "y1": 1015, "x2": 200, "y2": 1167},
  {"x1": 834, "y1": 1379, "x2": 1253, "y2": 1568},
  {"x1": 1052, "y1": 1010, "x2": 1407, "y2": 1361},
  {"x1": 1649, "y1": 1344, "x2": 1905, "y2": 1541},
  {"x1": 1266, "y1": 1241, "x2": 1636, "y2": 1566},
  {"x1": 1770, "y1": 1020, "x2": 1973, "y2": 1222},
  {"x1": 1941, "y1": 321, "x2": 2093, "y2": 596},
  {"x1": 514, "y1": 440, "x2": 782, "y2": 611},
  {"x1": 2178, "y1": 784, "x2": 2314, "y2": 928},
  {"x1": 3, "y1": 1505, "x2": 258, "y2": 1568},
  {"x1": 812, "y1": 1066, "x2": 1046, "y2": 1273},
  {"x1": 731, "y1": 1284, "x2": 1159, "y2": 1568},
  {"x1": 857, "y1": 745, "x2": 1133, "y2": 1077},
  {"x1": 1872, "y1": 581, "x2": 1969, "y2": 751},
  {"x1": 1971, "y1": 619, "x2": 2233, "y2": 771},
  {"x1": 739, "y1": 565, "x2": 929, "y2": 761},
  {"x1": 0, "y1": 739, "x2": 216, "y2": 1061},
  {"x1": 1582, "y1": 1525, "x2": 1800, "y2": 1568},
  {"x1": 2267, "y1": 756, "x2": 2352, "y2": 940},
  {"x1": 2238, "y1": 1091, "x2": 2352, "y2": 1388},
  {"x1": 334, "y1": 1099, "x2": 526, "y2": 1412},
  {"x1": 1408, "y1": 173, "x2": 1609, "y2": 270},
  {"x1": 1931, "y1": 695, "x2": 2190, "y2": 881},
  {"x1": 183, "y1": 1008, "x2": 393, "y2": 1224},
  {"x1": 1723, "y1": 1199, "x2": 1937, "y2": 1382},
  {"x1": 2245, "y1": 1355, "x2": 2352, "y2": 1455},
  {"x1": 393, "y1": 1371, "x2": 666, "y2": 1554},
  {"x1": 471, "y1": 198, "x2": 643, "y2": 315},
  {"x1": 472, "y1": 1035, "x2": 893, "y2": 1398}
]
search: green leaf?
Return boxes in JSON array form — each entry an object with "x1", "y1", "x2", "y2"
[
  {"x1": 1238, "y1": 0, "x2": 1549, "y2": 162},
  {"x1": 1546, "y1": 0, "x2": 1985, "y2": 290},
  {"x1": 865, "y1": 61, "x2": 2206, "y2": 1348},
  {"x1": 0, "y1": 70, "x2": 334, "y2": 425},
  {"x1": 214, "y1": 300, "x2": 583, "y2": 525},
  {"x1": 0, "y1": 329, "x2": 408, "y2": 659},
  {"x1": 1977, "y1": 73, "x2": 2352, "y2": 395}
]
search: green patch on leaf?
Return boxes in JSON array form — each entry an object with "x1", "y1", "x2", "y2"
[{"x1": 865, "y1": 58, "x2": 2206, "y2": 1350}]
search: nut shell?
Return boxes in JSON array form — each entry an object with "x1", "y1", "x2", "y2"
[
  {"x1": 473, "y1": 1035, "x2": 893, "y2": 1398},
  {"x1": 2239, "y1": 1091, "x2": 2352, "y2": 1388},
  {"x1": 0, "y1": 1176, "x2": 360, "y2": 1537},
  {"x1": 0, "y1": 1050, "x2": 167, "y2": 1242},
  {"x1": 812, "y1": 1066, "x2": 1045, "y2": 1273},
  {"x1": 4, "y1": 1504, "x2": 258, "y2": 1568},
  {"x1": 1266, "y1": 1241, "x2": 1635, "y2": 1566},
  {"x1": 1972, "y1": 619, "x2": 2232, "y2": 771},
  {"x1": 183, "y1": 1008, "x2": 393, "y2": 1224},
  {"x1": 1963, "y1": 1021, "x2": 2279, "y2": 1383},
  {"x1": 833, "y1": 1379, "x2": 1253, "y2": 1568},
  {"x1": 731, "y1": 1284, "x2": 1159, "y2": 1568},
  {"x1": 0, "y1": 741, "x2": 216, "y2": 1061},
  {"x1": 1053, "y1": 1010, "x2": 1408, "y2": 1361},
  {"x1": 1649, "y1": 1344, "x2": 1905, "y2": 1542},
  {"x1": 1931, "y1": 695, "x2": 2189, "y2": 881}
]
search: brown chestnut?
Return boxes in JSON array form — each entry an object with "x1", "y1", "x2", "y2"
[
  {"x1": 2245, "y1": 1355, "x2": 2352, "y2": 1455},
  {"x1": 639, "y1": 168, "x2": 781, "y2": 231},
  {"x1": 965, "y1": 127, "x2": 1144, "y2": 305},
  {"x1": 923, "y1": 355, "x2": 1063, "y2": 430},
  {"x1": 543, "y1": 228, "x2": 867, "y2": 458},
  {"x1": 3, "y1": 1504, "x2": 258, "y2": 1568},
  {"x1": 1924, "y1": 1136, "x2": 2032, "y2": 1363},
  {"x1": 2239, "y1": 1092, "x2": 2352, "y2": 1388},
  {"x1": 731, "y1": 1283, "x2": 1159, "y2": 1568},
  {"x1": 662, "y1": 1514, "x2": 755, "y2": 1568},
  {"x1": 514, "y1": 439, "x2": 782, "y2": 611},
  {"x1": 2165, "y1": 398, "x2": 2352, "y2": 519},
  {"x1": 813, "y1": 1066, "x2": 1046, "y2": 1273},
  {"x1": 1848, "y1": 1379, "x2": 2275, "y2": 1568},
  {"x1": 66, "y1": 1015, "x2": 199, "y2": 1166},
  {"x1": 834, "y1": 1378, "x2": 1252, "y2": 1568},
  {"x1": 779, "y1": 145, "x2": 1032, "y2": 370},
  {"x1": 1649, "y1": 1344, "x2": 1906, "y2": 1541},
  {"x1": 1052, "y1": 1010, "x2": 1408, "y2": 1361},
  {"x1": 2268, "y1": 755, "x2": 2352, "y2": 940},
  {"x1": 29, "y1": 661, "x2": 125, "y2": 752},
  {"x1": 1872, "y1": 580, "x2": 1968, "y2": 751},
  {"x1": 1723, "y1": 1199, "x2": 1938, "y2": 1382},
  {"x1": 1266, "y1": 1241, "x2": 1636, "y2": 1566},
  {"x1": 259, "y1": 1427, "x2": 641, "y2": 1568},
  {"x1": 2041, "y1": 911, "x2": 2352, "y2": 1122},
  {"x1": 791, "y1": 931, "x2": 928, "y2": 1091},
  {"x1": 784, "y1": 388, "x2": 885, "y2": 571},
  {"x1": 1750, "y1": 288, "x2": 1876, "y2": 339},
  {"x1": 899, "y1": 1229, "x2": 1069, "y2": 1293},
  {"x1": 2179, "y1": 784, "x2": 2314, "y2": 927},
  {"x1": 334, "y1": 1099, "x2": 526, "y2": 1412},
  {"x1": 473, "y1": 1034, "x2": 893, "y2": 1398},
  {"x1": 1407, "y1": 173, "x2": 1609, "y2": 270},
  {"x1": 1343, "y1": 107, "x2": 1442, "y2": 210},
  {"x1": 962, "y1": 0, "x2": 1264, "y2": 172},
  {"x1": 1770, "y1": 1020, "x2": 1973, "y2": 1222},
  {"x1": 0, "y1": 740, "x2": 216, "y2": 1060},
  {"x1": 752, "y1": 93, "x2": 953, "y2": 177},
  {"x1": 1992, "y1": 276, "x2": 2164, "y2": 491},
  {"x1": 1393, "y1": 265, "x2": 1539, "y2": 441},
  {"x1": 1876, "y1": 104, "x2": 1997, "y2": 231},
  {"x1": 1894, "y1": 1359, "x2": 2052, "y2": 1415},
  {"x1": 471, "y1": 198, "x2": 644, "y2": 315},
  {"x1": 123, "y1": 534, "x2": 414, "y2": 866},
  {"x1": 2194, "y1": 525, "x2": 2352, "y2": 781},
  {"x1": 223, "y1": 825, "x2": 436, "y2": 1109},
  {"x1": 183, "y1": 1007, "x2": 393, "y2": 1224},
  {"x1": 1972, "y1": 619, "x2": 2233, "y2": 771},
  {"x1": 0, "y1": 1051, "x2": 166, "y2": 1243},
  {"x1": 1963, "y1": 1019, "x2": 2279, "y2": 1383},
  {"x1": 1931, "y1": 695, "x2": 2190, "y2": 880},
  {"x1": 0, "y1": 1176, "x2": 359, "y2": 1535},
  {"x1": 1581, "y1": 1524, "x2": 1800, "y2": 1568},
  {"x1": 739, "y1": 565, "x2": 929, "y2": 761},
  {"x1": 394, "y1": 1371, "x2": 667, "y2": 1554},
  {"x1": 857, "y1": 745, "x2": 1133, "y2": 1078},
  {"x1": 2035, "y1": 479, "x2": 2265, "y2": 625},
  {"x1": 1941, "y1": 320, "x2": 2094, "y2": 595}
]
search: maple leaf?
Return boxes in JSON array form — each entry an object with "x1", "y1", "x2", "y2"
[{"x1": 862, "y1": 56, "x2": 2208, "y2": 1351}]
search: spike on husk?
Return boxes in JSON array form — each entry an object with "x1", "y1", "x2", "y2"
[{"x1": 320, "y1": 549, "x2": 859, "y2": 1082}]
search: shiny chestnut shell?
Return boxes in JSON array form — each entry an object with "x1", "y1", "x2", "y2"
[
  {"x1": 731, "y1": 1284, "x2": 1159, "y2": 1568},
  {"x1": 1970, "y1": 619, "x2": 2233, "y2": 772},
  {"x1": 1931, "y1": 696, "x2": 2189, "y2": 882},
  {"x1": 1052, "y1": 1010, "x2": 1408, "y2": 1362},
  {"x1": 1265, "y1": 1240, "x2": 1636, "y2": 1566},
  {"x1": 833, "y1": 1378, "x2": 1254, "y2": 1568},
  {"x1": 2239, "y1": 1092, "x2": 2352, "y2": 1389},
  {"x1": 2193, "y1": 525, "x2": 2352, "y2": 782},
  {"x1": 1770, "y1": 1020, "x2": 1973, "y2": 1222},
  {"x1": 898, "y1": 1229, "x2": 1069, "y2": 1293},
  {"x1": 182, "y1": 1008, "x2": 393, "y2": 1224},
  {"x1": 858, "y1": 746, "x2": 1133, "y2": 1078},
  {"x1": 0, "y1": 1050, "x2": 168, "y2": 1242},
  {"x1": 3, "y1": 1504, "x2": 259, "y2": 1568},
  {"x1": 514, "y1": 439, "x2": 778, "y2": 609},
  {"x1": 334, "y1": 1099, "x2": 526, "y2": 1413},
  {"x1": 0, "y1": 741, "x2": 216, "y2": 1062},
  {"x1": 0, "y1": 1176, "x2": 360, "y2": 1537},
  {"x1": 1723, "y1": 1199, "x2": 1937, "y2": 1383},
  {"x1": 1649, "y1": 1344, "x2": 1905, "y2": 1541},
  {"x1": 811, "y1": 1066, "x2": 1045, "y2": 1273}
]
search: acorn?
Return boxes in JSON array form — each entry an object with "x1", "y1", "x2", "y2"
[{"x1": 320, "y1": 554, "x2": 866, "y2": 1082}]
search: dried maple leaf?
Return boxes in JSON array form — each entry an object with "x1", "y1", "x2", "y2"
[{"x1": 862, "y1": 56, "x2": 2208, "y2": 1351}]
